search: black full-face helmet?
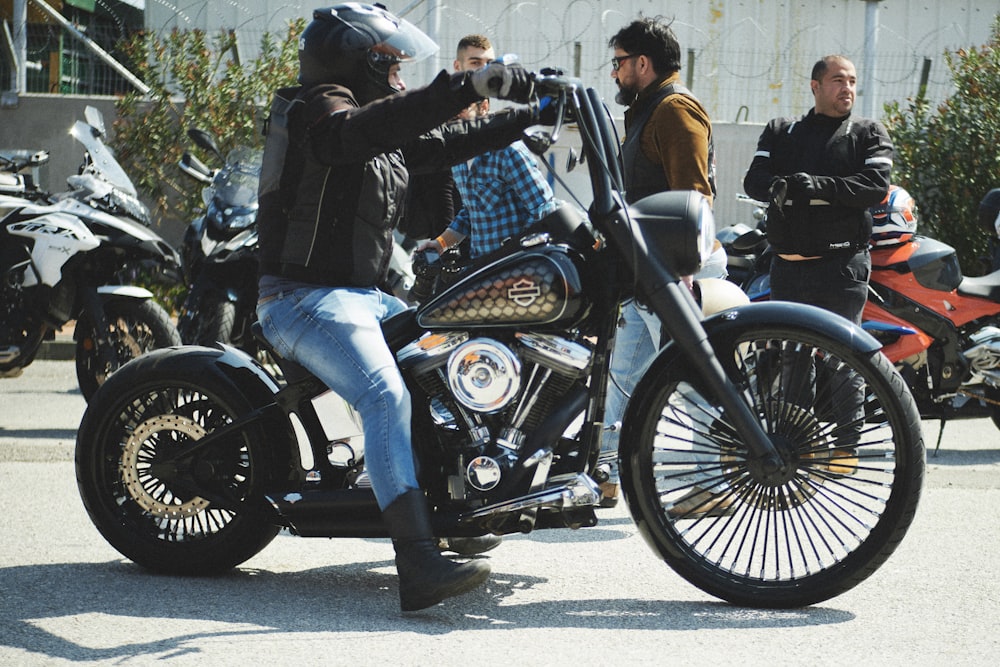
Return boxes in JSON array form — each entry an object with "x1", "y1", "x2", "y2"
[
  {"x1": 298, "y1": 3, "x2": 438, "y2": 103},
  {"x1": 979, "y1": 188, "x2": 1000, "y2": 235}
]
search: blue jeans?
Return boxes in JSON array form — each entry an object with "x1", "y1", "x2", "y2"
[
  {"x1": 257, "y1": 278, "x2": 415, "y2": 510},
  {"x1": 600, "y1": 300, "x2": 660, "y2": 483},
  {"x1": 601, "y1": 246, "x2": 729, "y2": 484}
]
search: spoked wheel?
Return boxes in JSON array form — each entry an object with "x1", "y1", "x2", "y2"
[
  {"x1": 620, "y1": 326, "x2": 925, "y2": 608},
  {"x1": 75, "y1": 350, "x2": 282, "y2": 574},
  {"x1": 76, "y1": 298, "x2": 181, "y2": 401},
  {"x1": 985, "y1": 386, "x2": 1000, "y2": 431}
]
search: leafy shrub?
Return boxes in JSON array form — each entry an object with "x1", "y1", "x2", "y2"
[
  {"x1": 109, "y1": 22, "x2": 303, "y2": 310},
  {"x1": 113, "y1": 22, "x2": 303, "y2": 233},
  {"x1": 884, "y1": 14, "x2": 1000, "y2": 275}
]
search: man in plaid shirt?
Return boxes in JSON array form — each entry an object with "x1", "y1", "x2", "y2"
[
  {"x1": 444, "y1": 139, "x2": 560, "y2": 258},
  {"x1": 423, "y1": 35, "x2": 560, "y2": 258}
]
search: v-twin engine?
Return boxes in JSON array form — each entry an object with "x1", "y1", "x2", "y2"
[{"x1": 397, "y1": 331, "x2": 592, "y2": 499}]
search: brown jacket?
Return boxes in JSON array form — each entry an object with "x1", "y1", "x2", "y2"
[{"x1": 624, "y1": 72, "x2": 714, "y2": 207}]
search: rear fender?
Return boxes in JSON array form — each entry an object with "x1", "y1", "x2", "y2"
[{"x1": 171, "y1": 343, "x2": 283, "y2": 407}]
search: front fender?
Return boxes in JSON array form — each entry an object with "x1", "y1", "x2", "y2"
[
  {"x1": 622, "y1": 300, "x2": 881, "y2": 432},
  {"x1": 698, "y1": 300, "x2": 881, "y2": 355},
  {"x1": 96, "y1": 284, "x2": 154, "y2": 299}
]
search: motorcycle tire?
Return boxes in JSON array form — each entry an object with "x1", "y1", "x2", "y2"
[
  {"x1": 985, "y1": 387, "x2": 1000, "y2": 431},
  {"x1": 75, "y1": 349, "x2": 283, "y2": 574},
  {"x1": 192, "y1": 298, "x2": 237, "y2": 347},
  {"x1": 75, "y1": 297, "x2": 182, "y2": 402},
  {"x1": 619, "y1": 324, "x2": 925, "y2": 608}
]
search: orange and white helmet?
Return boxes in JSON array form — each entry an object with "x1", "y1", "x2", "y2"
[{"x1": 870, "y1": 185, "x2": 917, "y2": 246}]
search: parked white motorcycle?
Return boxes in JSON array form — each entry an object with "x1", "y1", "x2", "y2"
[{"x1": 0, "y1": 106, "x2": 182, "y2": 400}]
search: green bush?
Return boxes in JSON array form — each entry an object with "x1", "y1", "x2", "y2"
[
  {"x1": 884, "y1": 14, "x2": 1000, "y2": 275},
  {"x1": 109, "y1": 22, "x2": 303, "y2": 310},
  {"x1": 114, "y1": 22, "x2": 303, "y2": 225}
]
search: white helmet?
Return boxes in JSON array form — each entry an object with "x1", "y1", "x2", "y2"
[{"x1": 870, "y1": 185, "x2": 917, "y2": 246}]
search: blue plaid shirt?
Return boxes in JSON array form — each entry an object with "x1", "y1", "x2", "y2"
[{"x1": 449, "y1": 140, "x2": 559, "y2": 258}]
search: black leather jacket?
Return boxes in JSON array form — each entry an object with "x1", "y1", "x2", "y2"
[
  {"x1": 743, "y1": 109, "x2": 893, "y2": 256},
  {"x1": 257, "y1": 70, "x2": 533, "y2": 287}
]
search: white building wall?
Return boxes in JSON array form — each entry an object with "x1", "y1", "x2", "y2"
[{"x1": 146, "y1": 0, "x2": 1000, "y2": 122}]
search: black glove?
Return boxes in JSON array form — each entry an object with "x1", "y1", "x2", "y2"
[
  {"x1": 786, "y1": 172, "x2": 821, "y2": 198},
  {"x1": 769, "y1": 177, "x2": 788, "y2": 210},
  {"x1": 470, "y1": 60, "x2": 534, "y2": 102}
]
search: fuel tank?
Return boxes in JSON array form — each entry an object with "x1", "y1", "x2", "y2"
[{"x1": 416, "y1": 244, "x2": 589, "y2": 329}]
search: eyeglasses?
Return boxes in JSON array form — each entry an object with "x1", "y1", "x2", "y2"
[{"x1": 610, "y1": 54, "x2": 638, "y2": 71}]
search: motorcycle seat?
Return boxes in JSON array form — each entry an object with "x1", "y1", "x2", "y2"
[{"x1": 957, "y1": 271, "x2": 1000, "y2": 301}]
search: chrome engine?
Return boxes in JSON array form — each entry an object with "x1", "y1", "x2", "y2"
[
  {"x1": 964, "y1": 325, "x2": 1000, "y2": 384},
  {"x1": 397, "y1": 331, "x2": 592, "y2": 499}
]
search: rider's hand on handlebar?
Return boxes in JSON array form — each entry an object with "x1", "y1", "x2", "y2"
[
  {"x1": 537, "y1": 98, "x2": 574, "y2": 126},
  {"x1": 415, "y1": 238, "x2": 443, "y2": 253},
  {"x1": 470, "y1": 59, "x2": 534, "y2": 102}
]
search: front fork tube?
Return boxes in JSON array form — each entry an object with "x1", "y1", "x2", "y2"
[
  {"x1": 79, "y1": 288, "x2": 116, "y2": 368},
  {"x1": 648, "y1": 280, "x2": 786, "y2": 479}
]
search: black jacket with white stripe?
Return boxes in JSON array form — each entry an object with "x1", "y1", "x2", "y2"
[{"x1": 743, "y1": 109, "x2": 893, "y2": 256}]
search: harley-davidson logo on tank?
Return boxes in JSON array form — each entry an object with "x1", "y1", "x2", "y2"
[{"x1": 417, "y1": 246, "x2": 587, "y2": 328}]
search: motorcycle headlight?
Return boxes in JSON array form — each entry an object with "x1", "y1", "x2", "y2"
[{"x1": 207, "y1": 199, "x2": 257, "y2": 233}]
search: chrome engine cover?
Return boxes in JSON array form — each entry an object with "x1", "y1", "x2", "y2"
[{"x1": 447, "y1": 338, "x2": 521, "y2": 413}]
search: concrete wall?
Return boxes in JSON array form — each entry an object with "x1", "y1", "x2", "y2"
[{"x1": 146, "y1": 0, "x2": 999, "y2": 123}]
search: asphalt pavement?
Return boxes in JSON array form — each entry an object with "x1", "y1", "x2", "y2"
[{"x1": 1, "y1": 360, "x2": 999, "y2": 666}]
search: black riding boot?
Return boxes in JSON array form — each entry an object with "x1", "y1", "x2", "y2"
[{"x1": 382, "y1": 489, "x2": 491, "y2": 612}]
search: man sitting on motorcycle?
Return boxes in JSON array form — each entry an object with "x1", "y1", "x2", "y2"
[{"x1": 254, "y1": 3, "x2": 542, "y2": 612}]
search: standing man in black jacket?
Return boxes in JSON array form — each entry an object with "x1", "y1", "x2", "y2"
[
  {"x1": 743, "y1": 54, "x2": 893, "y2": 454},
  {"x1": 744, "y1": 54, "x2": 893, "y2": 325}
]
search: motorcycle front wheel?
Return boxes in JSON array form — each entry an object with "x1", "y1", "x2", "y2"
[
  {"x1": 75, "y1": 349, "x2": 282, "y2": 574},
  {"x1": 75, "y1": 297, "x2": 181, "y2": 401},
  {"x1": 181, "y1": 297, "x2": 237, "y2": 347},
  {"x1": 620, "y1": 325, "x2": 925, "y2": 608}
]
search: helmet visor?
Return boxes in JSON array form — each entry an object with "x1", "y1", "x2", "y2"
[{"x1": 370, "y1": 15, "x2": 438, "y2": 64}]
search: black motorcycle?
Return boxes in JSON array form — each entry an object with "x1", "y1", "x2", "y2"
[
  {"x1": 76, "y1": 73, "x2": 925, "y2": 608},
  {"x1": 176, "y1": 129, "x2": 263, "y2": 356}
]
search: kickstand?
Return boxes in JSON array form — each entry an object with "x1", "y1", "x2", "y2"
[{"x1": 933, "y1": 418, "x2": 947, "y2": 457}]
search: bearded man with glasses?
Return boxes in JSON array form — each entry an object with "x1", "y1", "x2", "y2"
[{"x1": 598, "y1": 15, "x2": 723, "y2": 512}]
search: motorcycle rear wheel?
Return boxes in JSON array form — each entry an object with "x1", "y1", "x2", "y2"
[
  {"x1": 620, "y1": 325, "x2": 925, "y2": 608},
  {"x1": 75, "y1": 298, "x2": 181, "y2": 401},
  {"x1": 76, "y1": 351, "x2": 282, "y2": 574}
]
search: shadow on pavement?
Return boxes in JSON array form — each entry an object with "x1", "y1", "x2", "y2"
[{"x1": 0, "y1": 559, "x2": 853, "y2": 662}]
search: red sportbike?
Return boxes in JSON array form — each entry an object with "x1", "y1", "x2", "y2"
[
  {"x1": 725, "y1": 186, "x2": 1000, "y2": 445},
  {"x1": 866, "y1": 234, "x2": 1000, "y2": 436}
]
